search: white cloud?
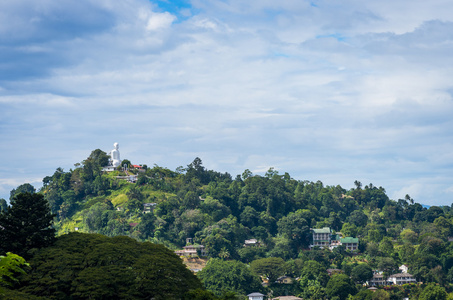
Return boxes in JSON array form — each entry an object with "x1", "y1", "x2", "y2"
[
  {"x1": 1, "y1": 0, "x2": 453, "y2": 205},
  {"x1": 145, "y1": 12, "x2": 176, "y2": 31}
]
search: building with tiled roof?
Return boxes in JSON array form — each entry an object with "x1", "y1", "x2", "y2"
[
  {"x1": 310, "y1": 227, "x2": 359, "y2": 251},
  {"x1": 340, "y1": 237, "x2": 359, "y2": 251},
  {"x1": 387, "y1": 273, "x2": 416, "y2": 285}
]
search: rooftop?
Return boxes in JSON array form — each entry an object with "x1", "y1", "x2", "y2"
[
  {"x1": 388, "y1": 273, "x2": 414, "y2": 278},
  {"x1": 340, "y1": 237, "x2": 359, "y2": 243},
  {"x1": 312, "y1": 227, "x2": 331, "y2": 234},
  {"x1": 248, "y1": 292, "x2": 265, "y2": 296}
]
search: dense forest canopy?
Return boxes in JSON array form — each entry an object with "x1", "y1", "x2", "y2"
[{"x1": 2, "y1": 149, "x2": 453, "y2": 299}]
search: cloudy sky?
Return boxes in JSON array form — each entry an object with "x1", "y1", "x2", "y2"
[{"x1": 1, "y1": 0, "x2": 453, "y2": 206}]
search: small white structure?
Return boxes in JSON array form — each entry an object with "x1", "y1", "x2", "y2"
[
  {"x1": 244, "y1": 239, "x2": 260, "y2": 247},
  {"x1": 248, "y1": 292, "x2": 265, "y2": 300},
  {"x1": 399, "y1": 264, "x2": 409, "y2": 273},
  {"x1": 368, "y1": 274, "x2": 386, "y2": 286}
]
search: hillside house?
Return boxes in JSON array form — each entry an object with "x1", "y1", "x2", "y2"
[
  {"x1": 175, "y1": 245, "x2": 207, "y2": 257},
  {"x1": 143, "y1": 203, "x2": 157, "y2": 213},
  {"x1": 131, "y1": 165, "x2": 146, "y2": 173},
  {"x1": 310, "y1": 227, "x2": 332, "y2": 249},
  {"x1": 368, "y1": 272, "x2": 417, "y2": 286},
  {"x1": 340, "y1": 237, "x2": 359, "y2": 251},
  {"x1": 368, "y1": 274, "x2": 385, "y2": 286},
  {"x1": 387, "y1": 273, "x2": 417, "y2": 285},
  {"x1": 310, "y1": 227, "x2": 359, "y2": 251}
]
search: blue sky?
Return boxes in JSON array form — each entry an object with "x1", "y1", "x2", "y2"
[{"x1": 1, "y1": 0, "x2": 453, "y2": 206}]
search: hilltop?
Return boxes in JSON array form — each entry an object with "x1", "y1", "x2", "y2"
[{"x1": 9, "y1": 148, "x2": 453, "y2": 299}]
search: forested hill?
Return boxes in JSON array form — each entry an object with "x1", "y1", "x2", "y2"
[{"x1": 14, "y1": 150, "x2": 453, "y2": 285}]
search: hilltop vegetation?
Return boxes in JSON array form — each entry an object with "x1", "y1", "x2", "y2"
[{"x1": 3, "y1": 149, "x2": 453, "y2": 299}]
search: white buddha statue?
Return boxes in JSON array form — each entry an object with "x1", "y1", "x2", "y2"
[{"x1": 111, "y1": 142, "x2": 121, "y2": 167}]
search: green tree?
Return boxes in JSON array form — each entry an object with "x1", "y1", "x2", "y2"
[
  {"x1": 250, "y1": 257, "x2": 285, "y2": 283},
  {"x1": 9, "y1": 184, "x2": 36, "y2": 201},
  {"x1": 299, "y1": 259, "x2": 330, "y2": 299},
  {"x1": 341, "y1": 222, "x2": 358, "y2": 237},
  {"x1": 121, "y1": 159, "x2": 131, "y2": 169},
  {"x1": 371, "y1": 289, "x2": 390, "y2": 300},
  {"x1": 242, "y1": 169, "x2": 253, "y2": 180},
  {"x1": 237, "y1": 246, "x2": 266, "y2": 264},
  {"x1": 0, "y1": 193, "x2": 55, "y2": 258},
  {"x1": 198, "y1": 259, "x2": 263, "y2": 297},
  {"x1": 348, "y1": 210, "x2": 368, "y2": 227},
  {"x1": 434, "y1": 217, "x2": 453, "y2": 240},
  {"x1": 378, "y1": 237, "x2": 394, "y2": 256},
  {"x1": 0, "y1": 199, "x2": 7, "y2": 212},
  {"x1": 183, "y1": 289, "x2": 219, "y2": 300},
  {"x1": 419, "y1": 283, "x2": 448, "y2": 300},
  {"x1": 87, "y1": 149, "x2": 109, "y2": 168},
  {"x1": 398, "y1": 243, "x2": 415, "y2": 263},
  {"x1": 0, "y1": 252, "x2": 29, "y2": 288},
  {"x1": 351, "y1": 263, "x2": 373, "y2": 284},
  {"x1": 277, "y1": 211, "x2": 310, "y2": 249},
  {"x1": 19, "y1": 233, "x2": 201, "y2": 299},
  {"x1": 126, "y1": 186, "x2": 145, "y2": 212},
  {"x1": 351, "y1": 289, "x2": 373, "y2": 300},
  {"x1": 400, "y1": 228, "x2": 418, "y2": 244},
  {"x1": 377, "y1": 257, "x2": 398, "y2": 276},
  {"x1": 136, "y1": 212, "x2": 156, "y2": 240},
  {"x1": 325, "y1": 274, "x2": 356, "y2": 300}
]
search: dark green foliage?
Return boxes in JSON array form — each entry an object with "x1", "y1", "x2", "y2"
[
  {"x1": 198, "y1": 258, "x2": 263, "y2": 297},
  {"x1": 325, "y1": 274, "x2": 356, "y2": 300},
  {"x1": 418, "y1": 284, "x2": 447, "y2": 300},
  {"x1": 9, "y1": 183, "x2": 36, "y2": 201},
  {"x1": 183, "y1": 289, "x2": 219, "y2": 300},
  {"x1": 136, "y1": 212, "x2": 156, "y2": 240},
  {"x1": 348, "y1": 210, "x2": 368, "y2": 227},
  {"x1": 87, "y1": 149, "x2": 110, "y2": 168},
  {"x1": 0, "y1": 198, "x2": 7, "y2": 211},
  {"x1": 0, "y1": 252, "x2": 29, "y2": 288},
  {"x1": 0, "y1": 193, "x2": 55, "y2": 258},
  {"x1": 351, "y1": 263, "x2": 373, "y2": 284},
  {"x1": 350, "y1": 289, "x2": 373, "y2": 300},
  {"x1": 277, "y1": 210, "x2": 310, "y2": 250},
  {"x1": 18, "y1": 233, "x2": 201, "y2": 299},
  {"x1": 237, "y1": 246, "x2": 266, "y2": 263},
  {"x1": 250, "y1": 257, "x2": 286, "y2": 283},
  {"x1": 300, "y1": 260, "x2": 330, "y2": 286},
  {"x1": 0, "y1": 288, "x2": 45, "y2": 299}
]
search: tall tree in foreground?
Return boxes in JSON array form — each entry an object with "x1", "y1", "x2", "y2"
[
  {"x1": 19, "y1": 233, "x2": 201, "y2": 299},
  {"x1": 0, "y1": 193, "x2": 55, "y2": 258}
]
